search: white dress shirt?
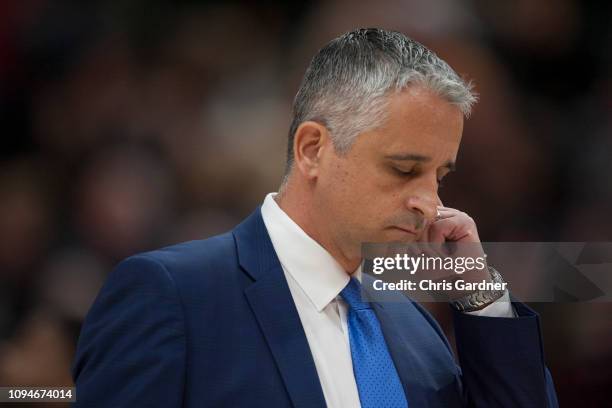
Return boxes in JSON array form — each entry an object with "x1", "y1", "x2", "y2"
[{"x1": 260, "y1": 193, "x2": 513, "y2": 408}]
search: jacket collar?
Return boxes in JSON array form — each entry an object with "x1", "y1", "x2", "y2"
[{"x1": 233, "y1": 208, "x2": 327, "y2": 408}]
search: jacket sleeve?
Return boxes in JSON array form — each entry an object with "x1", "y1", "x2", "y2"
[
  {"x1": 453, "y1": 301, "x2": 559, "y2": 407},
  {"x1": 72, "y1": 255, "x2": 186, "y2": 407}
]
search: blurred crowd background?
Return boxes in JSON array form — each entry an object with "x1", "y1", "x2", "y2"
[{"x1": 1, "y1": 0, "x2": 610, "y2": 406}]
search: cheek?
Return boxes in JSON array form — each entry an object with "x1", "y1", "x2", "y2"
[
  {"x1": 325, "y1": 163, "x2": 355, "y2": 209},
  {"x1": 321, "y1": 156, "x2": 397, "y2": 228},
  {"x1": 336, "y1": 172, "x2": 390, "y2": 224},
  {"x1": 318, "y1": 161, "x2": 360, "y2": 218}
]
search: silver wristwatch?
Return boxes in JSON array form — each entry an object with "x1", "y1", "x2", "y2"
[{"x1": 450, "y1": 266, "x2": 506, "y2": 312}]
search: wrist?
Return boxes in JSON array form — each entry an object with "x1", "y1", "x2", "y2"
[{"x1": 449, "y1": 266, "x2": 506, "y2": 312}]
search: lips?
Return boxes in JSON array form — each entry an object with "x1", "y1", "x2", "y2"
[{"x1": 391, "y1": 226, "x2": 418, "y2": 235}]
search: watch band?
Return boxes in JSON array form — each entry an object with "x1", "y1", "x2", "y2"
[{"x1": 450, "y1": 266, "x2": 506, "y2": 312}]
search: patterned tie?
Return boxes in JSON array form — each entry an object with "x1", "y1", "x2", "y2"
[{"x1": 341, "y1": 277, "x2": 408, "y2": 408}]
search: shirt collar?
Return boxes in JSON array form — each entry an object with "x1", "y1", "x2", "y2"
[{"x1": 261, "y1": 193, "x2": 360, "y2": 312}]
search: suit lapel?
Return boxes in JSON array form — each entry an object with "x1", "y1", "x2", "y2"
[{"x1": 234, "y1": 209, "x2": 326, "y2": 408}]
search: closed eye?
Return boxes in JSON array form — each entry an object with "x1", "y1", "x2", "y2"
[
  {"x1": 391, "y1": 164, "x2": 451, "y2": 189},
  {"x1": 393, "y1": 167, "x2": 418, "y2": 177}
]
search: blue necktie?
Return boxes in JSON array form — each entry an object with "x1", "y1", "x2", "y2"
[{"x1": 341, "y1": 277, "x2": 408, "y2": 408}]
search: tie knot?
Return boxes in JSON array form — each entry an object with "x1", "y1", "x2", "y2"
[{"x1": 341, "y1": 277, "x2": 370, "y2": 310}]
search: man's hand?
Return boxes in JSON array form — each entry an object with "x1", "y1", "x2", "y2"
[
  {"x1": 416, "y1": 206, "x2": 492, "y2": 294},
  {"x1": 418, "y1": 206, "x2": 481, "y2": 244}
]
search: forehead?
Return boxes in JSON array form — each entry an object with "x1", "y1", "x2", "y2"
[{"x1": 364, "y1": 85, "x2": 464, "y2": 156}]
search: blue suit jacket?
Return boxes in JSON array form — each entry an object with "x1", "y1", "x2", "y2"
[{"x1": 73, "y1": 208, "x2": 558, "y2": 407}]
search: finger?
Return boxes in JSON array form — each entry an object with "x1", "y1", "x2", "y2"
[
  {"x1": 434, "y1": 208, "x2": 457, "y2": 220},
  {"x1": 437, "y1": 206, "x2": 460, "y2": 214},
  {"x1": 420, "y1": 240, "x2": 447, "y2": 259},
  {"x1": 428, "y1": 218, "x2": 461, "y2": 243}
]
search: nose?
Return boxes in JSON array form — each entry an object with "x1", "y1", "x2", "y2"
[{"x1": 405, "y1": 190, "x2": 439, "y2": 222}]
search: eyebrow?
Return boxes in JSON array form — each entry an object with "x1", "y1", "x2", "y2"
[{"x1": 385, "y1": 153, "x2": 456, "y2": 171}]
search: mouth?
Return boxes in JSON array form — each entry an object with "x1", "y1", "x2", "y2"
[{"x1": 389, "y1": 226, "x2": 418, "y2": 236}]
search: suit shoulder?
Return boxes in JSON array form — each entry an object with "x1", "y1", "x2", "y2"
[{"x1": 128, "y1": 231, "x2": 238, "y2": 279}]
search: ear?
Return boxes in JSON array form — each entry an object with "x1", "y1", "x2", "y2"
[{"x1": 292, "y1": 121, "x2": 331, "y2": 179}]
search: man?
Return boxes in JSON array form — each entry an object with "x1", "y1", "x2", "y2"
[{"x1": 73, "y1": 28, "x2": 558, "y2": 407}]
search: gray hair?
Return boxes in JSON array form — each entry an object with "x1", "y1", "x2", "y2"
[{"x1": 283, "y1": 28, "x2": 477, "y2": 180}]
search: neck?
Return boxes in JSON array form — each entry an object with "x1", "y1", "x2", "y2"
[{"x1": 276, "y1": 178, "x2": 361, "y2": 273}]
